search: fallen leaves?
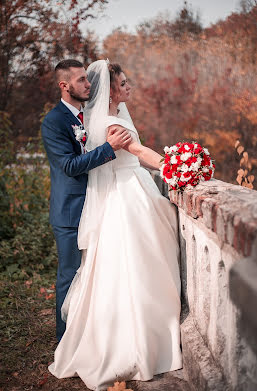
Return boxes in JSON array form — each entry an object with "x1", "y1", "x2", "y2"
[
  {"x1": 37, "y1": 373, "x2": 49, "y2": 387},
  {"x1": 107, "y1": 381, "x2": 134, "y2": 391},
  {"x1": 235, "y1": 139, "x2": 254, "y2": 189},
  {"x1": 38, "y1": 285, "x2": 55, "y2": 300},
  {"x1": 38, "y1": 308, "x2": 53, "y2": 316}
]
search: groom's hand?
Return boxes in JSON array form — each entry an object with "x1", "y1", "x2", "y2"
[{"x1": 107, "y1": 125, "x2": 132, "y2": 151}]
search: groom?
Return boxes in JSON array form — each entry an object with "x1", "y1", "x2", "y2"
[{"x1": 41, "y1": 59, "x2": 131, "y2": 341}]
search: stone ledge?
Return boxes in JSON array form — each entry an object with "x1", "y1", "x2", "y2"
[
  {"x1": 229, "y1": 238, "x2": 257, "y2": 355},
  {"x1": 181, "y1": 314, "x2": 228, "y2": 391},
  {"x1": 151, "y1": 172, "x2": 257, "y2": 258},
  {"x1": 127, "y1": 370, "x2": 191, "y2": 391}
]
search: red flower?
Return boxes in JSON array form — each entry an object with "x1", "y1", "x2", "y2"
[
  {"x1": 161, "y1": 141, "x2": 215, "y2": 191},
  {"x1": 194, "y1": 143, "x2": 202, "y2": 154},
  {"x1": 163, "y1": 165, "x2": 170, "y2": 175},
  {"x1": 164, "y1": 155, "x2": 170, "y2": 164},
  {"x1": 166, "y1": 171, "x2": 173, "y2": 179},
  {"x1": 203, "y1": 173, "x2": 211, "y2": 180},
  {"x1": 202, "y1": 154, "x2": 210, "y2": 166},
  {"x1": 188, "y1": 176, "x2": 199, "y2": 186},
  {"x1": 176, "y1": 155, "x2": 182, "y2": 164},
  {"x1": 178, "y1": 180, "x2": 186, "y2": 187}
]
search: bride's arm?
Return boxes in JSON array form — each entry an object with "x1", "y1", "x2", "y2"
[
  {"x1": 123, "y1": 139, "x2": 162, "y2": 170},
  {"x1": 139, "y1": 158, "x2": 160, "y2": 170}
]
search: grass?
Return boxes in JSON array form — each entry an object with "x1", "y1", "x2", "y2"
[
  {"x1": 0, "y1": 273, "x2": 140, "y2": 391},
  {"x1": 0, "y1": 273, "x2": 188, "y2": 391},
  {"x1": 0, "y1": 272, "x2": 91, "y2": 391}
]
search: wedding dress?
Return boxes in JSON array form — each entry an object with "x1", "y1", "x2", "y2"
[{"x1": 48, "y1": 60, "x2": 182, "y2": 390}]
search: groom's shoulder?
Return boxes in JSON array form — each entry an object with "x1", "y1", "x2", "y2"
[{"x1": 43, "y1": 102, "x2": 66, "y2": 126}]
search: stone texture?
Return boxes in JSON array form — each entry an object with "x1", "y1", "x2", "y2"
[
  {"x1": 181, "y1": 314, "x2": 228, "y2": 391},
  {"x1": 166, "y1": 178, "x2": 257, "y2": 257},
  {"x1": 150, "y1": 174, "x2": 257, "y2": 390},
  {"x1": 127, "y1": 369, "x2": 190, "y2": 391}
]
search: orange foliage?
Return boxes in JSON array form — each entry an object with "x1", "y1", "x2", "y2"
[
  {"x1": 107, "y1": 381, "x2": 133, "y2": 391},
  {"x1": 103, "y1": 9, "x2": 257, "y2": 188}
]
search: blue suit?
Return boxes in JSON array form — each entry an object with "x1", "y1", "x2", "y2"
[{"x1": 41, "y1": 101, "x2": 116, "y2": 340}]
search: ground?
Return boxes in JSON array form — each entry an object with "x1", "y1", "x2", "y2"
[{"x1": 0, "y1": 276, "x2": 190, "y2": 391}]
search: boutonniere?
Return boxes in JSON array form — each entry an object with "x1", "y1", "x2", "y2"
[{"x1": 72, "y1": 124, "x2": 87, "y2": 152}]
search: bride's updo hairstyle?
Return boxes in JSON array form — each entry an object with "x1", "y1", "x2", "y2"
[{"x1": 108, "y1": 63, "x2": 123, "y2": 93}]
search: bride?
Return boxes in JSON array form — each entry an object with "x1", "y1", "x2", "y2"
[{"x1": 48, "y1": 59, "x2": 182, "y2": 390}]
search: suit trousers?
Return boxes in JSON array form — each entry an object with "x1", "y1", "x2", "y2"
[{"x1": 52, "y1": 225, "x2": 82, "y2": 341}]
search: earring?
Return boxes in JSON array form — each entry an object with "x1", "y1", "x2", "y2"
[{"x1": 109, "y1": 97, "x2": 112, "y2": 104}]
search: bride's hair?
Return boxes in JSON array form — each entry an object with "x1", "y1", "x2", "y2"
[{"x1": 108, "y1": 63, "x2": 123, "y2": 91}]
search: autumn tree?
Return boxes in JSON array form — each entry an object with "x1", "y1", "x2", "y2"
[
  {"x1": 0, "y1": 0, "x2": 108, "y2": 140},
  {"x1": 137, "y1": 1, "x2": 202, "y2": 39},
  {"x1": 239, "y1": 0, "x2": 257, "y2": 12},
  {"x1": 103, "y1": 5, "x2": 257, "y2": 188}
]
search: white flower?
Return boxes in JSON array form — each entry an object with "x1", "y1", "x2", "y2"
[
  {"x1": 164, "y1": 145, "x2": 178, "y2": 154},
  {"x1": 170, "y1": 155, "x2": 178, "y2": 164},
  {"x1": 203, "y1": 147, "x2": 210, "y2": 155},
  {"x1": 169, "y1": 145, "x2": 178, "y2": 153},
  {"x1": 197, "y1": 156, "x2": 202, "y2": 165},
  {"x1": 190, "y1": 162, "x2": 201, "y2": 171},
  {"x1": 72, "y1": 125, "x2": 86, "y2": 142},
  {"x1": 181, "y1": 163, "x2": 189, "y2": 173},
  {"x1": 184, "y1": 144, "x2": 190, "y2": 151},
  {"x1": 181, "y1": 174, "x2": 191, "y2": 182},
  {"x1": 180, "y1": 152, "x2": 192, "y2": 161},
  {"x1": 202, "y1": 166, "x2": 210, "y2": 173},
  {"x1": 167, "y1": 177, "x2": 177, "y2": 186}
]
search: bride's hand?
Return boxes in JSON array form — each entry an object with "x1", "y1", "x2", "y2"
[{"x1": 107, "y1": 125, "x2": 132, "y2": 151}]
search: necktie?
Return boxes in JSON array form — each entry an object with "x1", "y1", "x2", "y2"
[{"x1": 77, "y1": 112, "x2": 84, "y2": 124}]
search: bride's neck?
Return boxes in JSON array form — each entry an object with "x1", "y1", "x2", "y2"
[{"x1": 109, "y1": 102, "x2": 119, "y2": 116}]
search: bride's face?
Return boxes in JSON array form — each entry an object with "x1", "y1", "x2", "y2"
[{"x1": 111, "y1": 72, "x2": 131, "y2": 104}]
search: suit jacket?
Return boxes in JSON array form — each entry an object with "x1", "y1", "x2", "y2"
[{"x1": 41, "y1": 101, "x2": 116, "y2": 227}]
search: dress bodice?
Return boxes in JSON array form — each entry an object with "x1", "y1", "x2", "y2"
[{"x1": 105, "y1": 116, "x2": 140, "y2": 170}]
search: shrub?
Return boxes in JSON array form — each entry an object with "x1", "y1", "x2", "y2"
[{"x1": 0, "y1": 112, "x2": 57, "y2": 279}]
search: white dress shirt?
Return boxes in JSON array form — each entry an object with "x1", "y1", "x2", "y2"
[{"x1": 61, "y1": 98, "x2": 83, "y2": 124}]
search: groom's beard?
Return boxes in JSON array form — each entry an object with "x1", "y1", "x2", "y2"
[{"x1": 68, "y1": 85, "x2": 90, "y2": 102}]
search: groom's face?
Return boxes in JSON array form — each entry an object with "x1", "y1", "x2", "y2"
[{"x1": 67, "y1": 67, "x2": 91, "y2": 102}]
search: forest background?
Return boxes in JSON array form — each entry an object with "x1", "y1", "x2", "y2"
[
  {"x1": 1, "y1": 0, "x2": 257, "y2": 275},
  {"x1": 0, "y1": 1, "x2": 256, "y2": 388}
]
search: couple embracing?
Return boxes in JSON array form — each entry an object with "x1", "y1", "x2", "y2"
[{"x1": 42, "y1": 58, "x2": 182, "y2": 390}]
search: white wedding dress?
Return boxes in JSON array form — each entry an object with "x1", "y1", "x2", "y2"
[
  {"x1": 48, "y1": 58, "x2": 182, "y2": 389},
  {"x1": 48, "y1": 115, "x2": 182, "y2": 390}
]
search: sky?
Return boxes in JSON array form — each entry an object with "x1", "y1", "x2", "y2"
[{"x1": 82, "y1": 0, "x2": 241, "y2": 41}]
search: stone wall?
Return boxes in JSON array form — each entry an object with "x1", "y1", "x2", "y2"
[{"x1": 152, "y1": 173, "x2": 257, "y2": 391}]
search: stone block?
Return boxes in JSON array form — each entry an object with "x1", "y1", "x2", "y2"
[
  {"x1": 181, "y1": 314, "x2": 228, "y2": 391},
  {"x1": 152, "y1": 173, "x2": 257, "y2": 390}
]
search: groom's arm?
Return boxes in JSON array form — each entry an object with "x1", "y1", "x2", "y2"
[{"x1": 41, "y1": 120, "x2": 116, "y2": 177}]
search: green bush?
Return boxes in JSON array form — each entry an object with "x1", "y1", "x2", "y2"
[{"x1": 0, "y1": 111, "x2": 57, "y2": 279}]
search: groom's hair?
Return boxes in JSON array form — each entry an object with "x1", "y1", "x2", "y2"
[{"x1": 55, "y1": 59, "x2": 84, "y2": 83}]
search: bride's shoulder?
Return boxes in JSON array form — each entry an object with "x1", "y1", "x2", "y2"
[{"x1": 105, "y1": 116, "x2": 130, "y2": 129}]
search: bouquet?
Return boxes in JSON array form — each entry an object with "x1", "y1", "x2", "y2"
[{"x1": 160, "y1": 141, "x2": 215, "y2": 191}]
